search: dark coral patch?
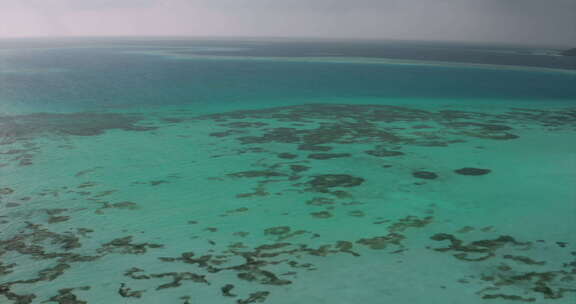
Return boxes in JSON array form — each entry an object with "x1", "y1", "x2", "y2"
[
  {"x1": 98, "y1": 236, "x2": 163, "y2": 255},
  {"x1": 357, "y1": 233, "x2": 405, "y2": 250},
  {"x1": 118, "y1": 283, "x2": 145, "y2": 298},
  {"x1": 311, "y1": 211, "x2": 332, "y2": 219},
  {"x1": 277, "y1": 153, "x2": 298, "y2": 159},
  {"x1": 222, "y1": 122, "x2": 268, "y2": 128},
  {"x1": 46, "y1": 286, "x2": 90, "y2": 304},
  {"x1": 221, "y1": 284, "x2": 236, "y2": 297},
  {"x1": 308, "y1": 174, "x2": 365, "y2": 190},
  {"x1": 365, "y1": 149, "x2": 404, "y2": 157},
  {"x1": 348, "y1": 210, "x2": 365, "y2": 217},
  {"x1": 0, "y1": 188, "x2": 15, "y2": 195},
  {"x1": 429, "y1": 234, "x2": 529, "y2": 261},
  {"x1": 308, "y1": 153, "x2": 351, "y2": 160},
  {"x1": 298, "y1": 144, "x2": 333, "y2": 151},
  {"x1": 412, "y1": 171, "x2": 438, "y2": 180},
  {"x1": 237, "y1": 291, "x2": 270, "y2": 304},
  {"x1": 228, "y1": 171, "x2": 287, "y2": 178},
  {"x1": 0, "y1": 112, "x2": 155, "y2": 138},
  {"x1": 306, "y1": 197, "x2": 335, "y2": 206},
  {"x1": 454, "y1": 168, "x2": 491, "y2": 176},
  {"x1": 264, "y1": 226, "x2": 291, "y2": 235},
  {"x1": 289, "y1": 165, "x2": 310, "y2": 173}
]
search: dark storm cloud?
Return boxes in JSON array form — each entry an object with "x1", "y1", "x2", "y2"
[
  {"x1": 202, "y1": 0, "x2": 575, "y2": 12},
  {"x1": 196, "y1": 0, "x2": 576, "y2": 45}
]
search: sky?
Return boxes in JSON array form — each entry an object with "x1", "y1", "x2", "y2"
[{"x1": 0, "y1": 0, "x2": 574, "y2": 46}]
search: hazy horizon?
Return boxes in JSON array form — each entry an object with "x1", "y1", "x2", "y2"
[
  {"x1": 0, "y1": 35, "x2": 572, "y2": 48},
  {"x1": 1, "y1": 0, "x2": 575, "y2": 47}
]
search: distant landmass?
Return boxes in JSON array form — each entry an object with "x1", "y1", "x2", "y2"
[{"x1": 561, "y1": 48, "x2": 576, "y2": 56}]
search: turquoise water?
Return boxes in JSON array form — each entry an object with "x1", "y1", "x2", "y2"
[{"x1": 1, "y1": 39, "x2": 575, "y2": 304}]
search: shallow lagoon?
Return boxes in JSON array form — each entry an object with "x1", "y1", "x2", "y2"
[{"x1": 1, "y1": 40, "x2": 575, "y2": 303}]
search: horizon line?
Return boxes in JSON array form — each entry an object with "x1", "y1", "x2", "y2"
[{"x1": 0, "y1": 35, "x2": 572, "y2": 48}]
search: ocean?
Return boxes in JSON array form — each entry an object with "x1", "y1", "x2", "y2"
[{"x1": 0, "y1": 38, "x2": 575, "y2": 304}]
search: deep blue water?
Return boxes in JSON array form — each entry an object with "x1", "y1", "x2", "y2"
[{"x1": 1, "y1": 43, "x2": 575, "y2": 113}]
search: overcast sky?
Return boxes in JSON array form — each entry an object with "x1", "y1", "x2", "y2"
[{"x1": 0, "y1": 0, "x2": 574, "y2": 46}]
